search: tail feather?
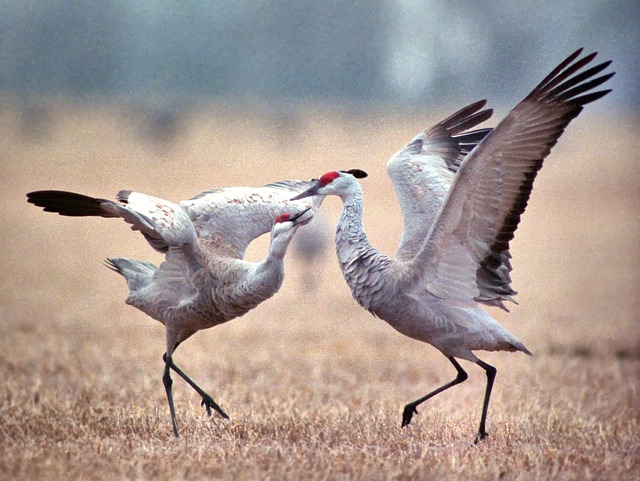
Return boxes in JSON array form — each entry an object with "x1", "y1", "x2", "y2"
[
  {"x1": 511, "y1": 341, "x2": 533, "y2": 356},
  {"x1": 106, "y1": 258, "x2": 156, "y2": 291}
]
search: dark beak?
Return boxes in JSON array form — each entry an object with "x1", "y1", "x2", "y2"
[
  {"x1": 289, "y1": 207, "x2": 313, "y2": 226},
  {"x1": 290, "y1": 183, "x2": 320, "y2": 201}
]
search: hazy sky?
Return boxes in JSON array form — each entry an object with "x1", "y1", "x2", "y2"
[{"x1": 0, "y1": 0, "x2": 637, "y2": 111}]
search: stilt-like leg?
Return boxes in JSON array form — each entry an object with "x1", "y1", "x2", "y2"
[
  {"x1": 162, "y1": 354, "x2": 180, "y2": 437},
  {"x1": 402, "y1": 357, "x2": 468, "y2": 427},
  {"x1": 163, "y1": 353, "x2": 229, "y2": 420},
  {"x1": 474, "y1": 359, "x2": 497, "y2": 444}
]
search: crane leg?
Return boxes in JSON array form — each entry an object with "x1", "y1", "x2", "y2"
[
  {"x1": 162, "y1": 355, "x2": 180, "y2": 437},
  {"x1": 474, "y1": 359, "x2": 497, "y2": 444},
  {"x1": 402, "y1": 357, "x2": 468, "y2": 427},
  {"x1": 162, "y1": 353, "x2": 230, "y2": 420}
]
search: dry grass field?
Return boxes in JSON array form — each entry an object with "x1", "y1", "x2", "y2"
[{"x1": 0, "y1": 100, "x2": 638, "y2": 480}]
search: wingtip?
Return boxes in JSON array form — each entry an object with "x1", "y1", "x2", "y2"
[
  {"x1": 472, "y1": 99, "x2": 488, "y2": 109},
  {"x1": 581, "y1": 50, "x2": 598, "y2": 64},
  {"x1": 116, "y1": 190, "x2": 133, "y2": 204}
]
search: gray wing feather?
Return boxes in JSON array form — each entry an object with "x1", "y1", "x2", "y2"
[
  {"x1": 388, "y1": 100, "x2": 493, "y2": 262},
  {"x1": 408, "y1": 49, "x2": 613, "y2": 307},
  {"x1": 181, "y1": 179, "x2": 323, "y2": 258},
  {"x1": 386, "y1": 102, "x2": 518, "y2": 309},
  {"x1": 26, "y1": 190, "x2": 198, "y2": 254}
]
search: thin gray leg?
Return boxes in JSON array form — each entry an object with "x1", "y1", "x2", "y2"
[{"x1": 402, "y1": 357, "x2": 469, "y2": 427}]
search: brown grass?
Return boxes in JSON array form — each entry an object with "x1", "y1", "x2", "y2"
[{"x1": 0, "y1": 101, "x2": 638, "y2": 480}]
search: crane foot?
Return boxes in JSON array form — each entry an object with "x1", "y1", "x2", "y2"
[
  {"x1": 201, "y1": 394, "x2": 229, "y2": 420},
  {"x1": 401, "y1": 404, "x2": 418, "y2": 427}
]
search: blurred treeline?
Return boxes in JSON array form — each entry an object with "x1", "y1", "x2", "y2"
[{"x1": 0, "y1": 0, "x2": 637, "y2": 111}]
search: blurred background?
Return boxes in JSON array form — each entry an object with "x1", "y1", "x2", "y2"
[
  {"x1": 1, "y1": 0, "x2": 638, "y2": 112},
  {"x1": 0, "y1": 0, "x2": 638, "y2": 364},
  {"x1": 0, "y1": 4, "x2": 638, "y2": 476}
]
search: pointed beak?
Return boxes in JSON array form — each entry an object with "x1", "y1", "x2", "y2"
[
  {"x1": 289, "y1": 207, "x2": 313, "y2": 225},
  {"x1": 290, "y1": 182, "x2": 320, "y2": 201}
]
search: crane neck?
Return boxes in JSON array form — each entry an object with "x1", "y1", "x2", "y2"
[
  {"x1": 335, "y1": 186, "x2": 377, "y2": 261},
  {"x1": 334, "y1": 184, "x2": 395, "y2": 313},
  {"x1": 253, "y1": 227, "x2": 294, "y2": 285}
]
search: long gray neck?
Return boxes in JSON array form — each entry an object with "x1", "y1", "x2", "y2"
[
  {"x1": 335, "y1": 188, "x2": 373, "y2": 258},
  {"x1": 335, "y1": 186, "x2": 391, "y2": 310},
  {"x1": 254, "y1": 230, "x2": 291, "y2": 290}
]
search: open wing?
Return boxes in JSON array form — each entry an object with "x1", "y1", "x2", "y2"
[
  {"x1": 28, "y1": 179, "x2": 322, "y2": 261},
  {"x1": 407, "y1": 49, "x2": 614, "y2": 305},
  {"x1": 386, "y1": 102, "x2": 518, "y2": 309},
  {"x1": 27, "y1": 190, "x2": 198, "y2": 253},
  {"x1": 387, "y1": 100, "x2": 493, "y2": 262},
  {"x1": 181, "y1": 179, "x2": 323, "y2": 258}
]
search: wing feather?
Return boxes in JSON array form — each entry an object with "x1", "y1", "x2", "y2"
[
  {"x1": 181, "y1": 179, "x2": 323, "y2": 258},
  {"x1": 407, "y1": 49, "x2": 614, "y2": 306},
  {"x1": 386, "y1": 101, "x2": 518, "y2": 309},
  {"x1": 28, "y1": 179, "x2": 322, "y2": 261},
  {"x1": 27, "y1": 190, "x2": 197, "y2": 253},
  {"x1": 387, "y1": 101, "x2": 493, "y2": 262}
]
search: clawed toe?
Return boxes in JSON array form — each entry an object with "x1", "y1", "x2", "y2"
[
  {"x1": 201, "y1": 395, "x2": 229, "y2": 419},
  {"x1": 401, "y1": 405, "x2": 418, "y2": 427},
  {"x1": 201, "y1": 397, "x2": 212, "y2": 416}
]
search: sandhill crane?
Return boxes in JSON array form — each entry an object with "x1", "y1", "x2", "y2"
[
  {"x1": 292, "y1": 49, "x2": 614, "y2": 443},
  {"x1": 27, "y1": 180, "x2": 322, "y2": 437}
]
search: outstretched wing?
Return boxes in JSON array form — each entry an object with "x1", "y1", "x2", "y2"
[
  {"x1": 27, "y1": 190, "x2": 198, "y2": 253},
  {"x1": 407, "y1": 49, "x2": 614, "y2": 306},
  {"x1": 386, "y1": 102, "x2": 518, "y2": 309},
  {"x1": 181, "y1": 179, "x2": 323, "y2": 258},
  {"x1": 387, "y1": 101, "x2": 493, "y2": 262}
]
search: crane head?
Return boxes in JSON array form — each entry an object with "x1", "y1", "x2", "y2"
[
  {"x1": 290, "y1": 169, "x2": 368, "y2": 200},
  {"x1": 274, "y1": 207, "x2": 313, "y2": 227},
  {"x1": 270, "y1": 208, "x2": 313, "y2": 254}
]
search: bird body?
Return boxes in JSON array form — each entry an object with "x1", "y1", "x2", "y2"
[
  {"x1": 292, "y1": 49, "x2": 614, "y2": 442},
  {"x1": 109, "y1": 218, "x2": 298, "y2": 342},
  {"x1": 28, "y1": 180, "x2": 321, "y2": 436},
  {"x1": 332, "y1": 178, "x2": 528, "y2": 362}
]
